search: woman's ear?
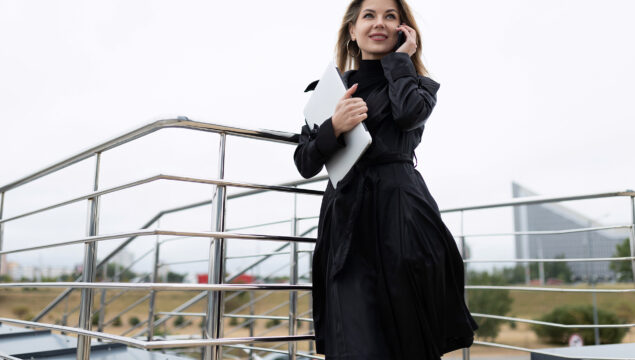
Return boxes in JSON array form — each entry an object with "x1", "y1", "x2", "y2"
[{"x1": 348, "y1": 23, "x2": 356, "y2": 41}]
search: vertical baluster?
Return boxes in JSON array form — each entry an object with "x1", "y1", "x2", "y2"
[
  {"x1": 460, "y1": 210, "x2": 470, "y2": 360},
  {"x1": 0, "y1": 192, "x2": 5, "y2": 277},
  {"x1": 147, "y1": 228, "x2": 161, "y2": 341},
  {"x1": 630, "y1": 196, "x2": 635, "y2": 282},
  {"x1": 288, "y1": 188, "x2": 298, "y2": 360},
  {"x1": 206, "y1": 133, "x2": 227, "y2": 360},
  {"x1": 77, "y1": 152, "x2": 101, "y2": 360},
  {"x1": 97, "y1": 261, "x2": 107, "y2": 335}
]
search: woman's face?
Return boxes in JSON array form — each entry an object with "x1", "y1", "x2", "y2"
[{"x1": 349, "y1": 0, "x2": 401, "y2": 60}]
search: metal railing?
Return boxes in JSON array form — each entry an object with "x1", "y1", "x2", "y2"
[
  {"x1": 0, "y1": 118, "x2": 325, "y2": 360},
  {"x1": 440, "y1": 189, "x2": 635, "y2": 360},
  {"x1": 0, "y1": 117, "x2": 633, "y2": 360}
]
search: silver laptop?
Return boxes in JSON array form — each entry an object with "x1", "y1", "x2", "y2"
[{"x1": 303, "y1": 60, "x2": 372, "y2": 189}]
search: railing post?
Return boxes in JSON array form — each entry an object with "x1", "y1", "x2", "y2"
[
  {"x1": 77, "y1": 152, "x2": 102, "y2": 360},
  {"x1": 459, "y1": 210, "x2": 470, "y2": 360},
  {"x1": 97, "y1": 261, "x2": 107, "y2": 335},
  {"x1": 0, "y1": 191, "x2": 5, "y2": 277},
  {"x1": 630, "y1": 196, "x2": 635, "y2": 283},
  {"x1": 249, "y1": 290, "x2": 255, "y2": 360},
  {"x1": 147, "y1": 230, "x2": 161, "y2": 341},
  {"x1": 288, "y1": 188, "x2": 299, "y2": 360},
  {"x1": 205, "y1": 133, "x2": 227, "y2": 360}
]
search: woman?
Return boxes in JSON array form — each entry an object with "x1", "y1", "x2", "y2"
[{"x1": 294, "y1": 0, "x2": 479, "y2": 358}]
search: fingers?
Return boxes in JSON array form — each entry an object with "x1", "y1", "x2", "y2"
[{"x1": 343, "y1": 83, "x2": 358, "y2": 99}]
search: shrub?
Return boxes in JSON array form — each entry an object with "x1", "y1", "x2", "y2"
[
  {"x1": 12, "y1": 306, "x2": 31, "y2": 320},
  {"x1": 265, "y1": 318, "x2": 281, "y2": 328},
  {"x1": 112, "y1": 317, "x2": 122, "y2": 327},
  {"x1": 229, "y1": 317, "x2": 239, "y2": 326},
  {"x1": 531, "y1": 305, "x2": 629, "y2": 345},
  {"x1": 128, "y1": 316, "x2": 140, "y2": 326},
  {"x1": 467, "y1": 270, "x2": 514, "y2": 341},
  {"x1": 174, "y1": 315, "x2": 185, "y2": 327},
  {"x1": 91, "y1": 313, "x2": 100, "y2": 326}
]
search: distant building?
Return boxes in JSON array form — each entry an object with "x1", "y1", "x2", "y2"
[{"x1": 512, "y1": 182, "x2": 624, "y2": 283}]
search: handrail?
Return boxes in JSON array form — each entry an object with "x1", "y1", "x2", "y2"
[
  {"x1": 0, "y1": 174, "x2": 323, "y2": 225},
  {"x1": 32, "y1": 175, "x2": 326, "y2": 322},
  {"x1": 440, "y1": 189, "x2": 635, "y2": 213},
  {"x1": 471, "y1": 313, "x2": 635, "y2": 329},
  {"x1": 0, "y1": 282, "x2": 312, "y2": 291},
  {"x1": 0, "y1": 229, "x2": 315, "y2": 255},
  {"x1": 0, "y1": 118, "x2": 300, "y2": 193}
]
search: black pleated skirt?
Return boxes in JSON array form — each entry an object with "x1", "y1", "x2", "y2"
[{"x1": 317, "y1": 163, "x2": 477, "y2": 359}]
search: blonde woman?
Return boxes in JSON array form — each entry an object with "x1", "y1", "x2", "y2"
[{"x1": 294, "y1": 0, "x2": 478, "y2": 358}]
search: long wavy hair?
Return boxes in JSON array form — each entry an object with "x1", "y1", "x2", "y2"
[{"x1": 335, "y1": 0, "x2": 429, "y2": 77}]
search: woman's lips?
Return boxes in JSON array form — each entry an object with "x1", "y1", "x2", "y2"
[{"x1": 370, "y1": 35, "x2": 388, "y2": 41}]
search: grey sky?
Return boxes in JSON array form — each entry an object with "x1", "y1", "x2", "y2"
[{"x1": 1, "y1": 0, "x2": 634, "y2": 279}]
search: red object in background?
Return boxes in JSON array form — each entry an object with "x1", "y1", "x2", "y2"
[
  {"x1": 197, "y1": 274, "x2": 208, "y2": 284},
  {"x1": 231, "y1": 274, "x2": 254, "y2": 284},
  {"x1": 197, "y1": 273, "x2": 254, "y2": 284}
]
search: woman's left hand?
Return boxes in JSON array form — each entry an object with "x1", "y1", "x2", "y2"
[{"x1": 395, "y1": 24, "x2": 417, "y2": 57}]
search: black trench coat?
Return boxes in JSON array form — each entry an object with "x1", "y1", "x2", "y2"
[{"x1": 294, "y1": 52, "x2": 478, "y2": 359}]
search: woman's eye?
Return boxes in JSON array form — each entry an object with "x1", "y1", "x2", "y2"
[{"x1": 364, "y1": 13, "x2": 396, "y2": 19}]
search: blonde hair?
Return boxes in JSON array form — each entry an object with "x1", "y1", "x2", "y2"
[{"x1": 335, "y1": 0, "x2": 429, "y2": 77}]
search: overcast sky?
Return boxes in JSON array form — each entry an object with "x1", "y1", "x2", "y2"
[{"x1": 1, "y1": 0, "x2": 634, "y2": 279}]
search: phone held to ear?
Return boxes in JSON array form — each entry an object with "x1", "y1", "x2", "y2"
[{"x1": 392, "y1": 30, "x2": 406, "y2": 52}]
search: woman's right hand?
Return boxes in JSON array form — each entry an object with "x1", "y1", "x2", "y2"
[{"x1": 331, "y1": 83, "x2": 368, "y2": 138}]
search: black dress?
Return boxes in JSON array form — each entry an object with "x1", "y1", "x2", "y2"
[{"x1": 294, "y1": 52, "x2": 478, "y2": 360}]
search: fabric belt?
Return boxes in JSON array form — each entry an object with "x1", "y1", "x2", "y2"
[{"x1": 354, "y1": 153, "x2": 413, "y2": 171}]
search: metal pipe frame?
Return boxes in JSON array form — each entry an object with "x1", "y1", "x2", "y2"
[
  {"x1": 0, "y1": 118, "x2": 302, "y2": 194},
  {"x1": 441, "y1": 189, "x2": 635, "y2": 213},
  {"x1": 455, "y1": 224, "x2": 632, "y2": 238},
  {"x1": 32, "y1": 176, "x2": 325, "y2": 324},
  {"x1": 465, "y1": 285, "x2": 635, "y2": 293},
  {"x1": 206, "y1": 132, "x2": 228, "y2": 360},
  {"x1": 0, "y1": 174, "x2": 323, "y2": 226},
  {"x1": 0, "y1": 229, "x2": 316, "y2": 256},
  {"x1": 630, "y1": 196, "x2": 635, "y2": 282},
  {"x1": 157, "y1": 311, "x2": 206, "y2": 317},
  {"x1": 459, "y1": 210, "x2": 470, "y2": 360},
  {"x1": 0, "y1": 192, "x2": 4, "y2": 275},
  {"x1": 227, "y1": 292, "x2": 312, "y2": 338},
  {"x1": 147, "y1": 234, "x2": 161, "y2": 341},
  {"x1": 289, "y1": 188, "x2": 299, "y2": 360},
  {"x1": 77, "y1": 152, "x2": 101, "y2": 360},
  {"x1": 465, "y1": 255, "x2": 635, "y2": 263},
  {"x1": 471, "y1": 313, "x2": 635, "y2": 329},
  {"x1": 0, "y1": 282, "x2": 312, "y2": 291}
]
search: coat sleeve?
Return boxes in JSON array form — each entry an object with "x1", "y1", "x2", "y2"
[
  {"x1": 380, "y1": 52, "x2": 441, "y2": 131},
  {"x1": 293, "y1": 117, "x2": 346, "y2": 179}
]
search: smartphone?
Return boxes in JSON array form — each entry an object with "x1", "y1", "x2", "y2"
[{"x1": 392, "y1": 30, "x2": 406, "y2": 52}]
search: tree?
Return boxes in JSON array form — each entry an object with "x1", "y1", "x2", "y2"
[
  {"x1": 167, "y1": 271, "x2": 186, "y2": 283},
  {"x1": 610, "y1": 238, "x2": 633, "y2": 282},
  {"x1": 467, "y1": 270, "x2": 514, "y2": 340},
  {"x1": 101, "y1": 263, "x2": 137, "y2": 282},
  {"x1": 529, "y1": 253, "x2": 573, "y2": 283}
]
